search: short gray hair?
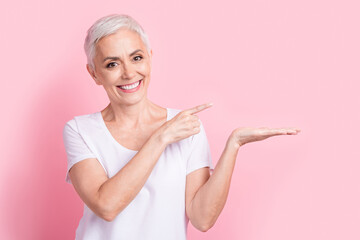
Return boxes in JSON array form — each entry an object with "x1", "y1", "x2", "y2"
[{"x1": 84, "y1": 13, "x2": 152, "y2": 69}]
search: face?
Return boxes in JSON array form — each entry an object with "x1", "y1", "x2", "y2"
[{"x1": 87, "y1": 28, "x2": 153, "y2": 106}]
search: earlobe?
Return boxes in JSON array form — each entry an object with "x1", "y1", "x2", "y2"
[{"x1": 150, "y1": 50, "x2": 153, "y2": 67}]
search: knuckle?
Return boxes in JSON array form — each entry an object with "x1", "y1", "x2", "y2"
[
  {"x1": 179, "y1": 114, "x2": 186, "y2": 120},
  {"x1": 192, "y1": 120, "x2": 200, "y2": 127}
]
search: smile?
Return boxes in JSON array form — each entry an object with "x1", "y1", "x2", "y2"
[{"x1": 116, "y1": 79, "x2": 142, "y2": 93}]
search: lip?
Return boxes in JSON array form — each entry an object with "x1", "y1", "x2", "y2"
[
  {"x1": 117, "y1": 79, "x2": 142, "y2": 87},
  {"x1": 116, "y1": 79, "x2": 142, "y2": 93}
]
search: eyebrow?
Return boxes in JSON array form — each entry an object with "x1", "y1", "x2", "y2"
[{"x1": 103, "y1": 49, "x2": 144, "y2": 62}]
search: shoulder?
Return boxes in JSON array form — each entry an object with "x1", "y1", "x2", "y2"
[{"x1": 63, "y1": 112, "x2": 99, "y2": 133}]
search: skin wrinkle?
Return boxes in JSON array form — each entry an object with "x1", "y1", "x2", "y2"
[{"x1": 103, "y1": 49, "x2": 144, "y2": 63}]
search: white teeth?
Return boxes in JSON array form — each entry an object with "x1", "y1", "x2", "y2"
[{"x1": 119, "y1": 80, "x2": 140, "y2": 90}]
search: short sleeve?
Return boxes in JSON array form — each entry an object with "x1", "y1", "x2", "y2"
[
  {"x1": 186, "y1": 120, "x2": 214, "y2": 175},
  {"x1": 62, "y1": 120, "x2": 97, "y2": 184}
]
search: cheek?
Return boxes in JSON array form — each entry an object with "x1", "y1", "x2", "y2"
[
  {"x1": 140, "y1": 62, "x2": 151, "y2": 73},
  {"x1": 101, "y1": 70, "x2": 121, "y2": 81}
]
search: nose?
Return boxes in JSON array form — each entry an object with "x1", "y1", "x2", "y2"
[{"x1": 121, "y1": 61, "x2": 136, "y2": 80}]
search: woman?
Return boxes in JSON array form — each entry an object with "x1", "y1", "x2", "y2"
[{"x1": 63, "y1": 14, "x2": 300, "y2": 240}]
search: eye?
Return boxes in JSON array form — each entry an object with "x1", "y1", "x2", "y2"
[
  {"x1": 106, "y1": 62, "x2": 118, "y2": 68},
  {"x1": 133, "y1": 55, "x2": 143, "y2": 61}
]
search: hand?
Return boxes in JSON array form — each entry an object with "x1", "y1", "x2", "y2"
[
  {"x1": 228, "y1": 127, "x2": 301, "y2": 149},
  {"x1": 158, "y1": 102, "x2": 213, "y2": 145}
]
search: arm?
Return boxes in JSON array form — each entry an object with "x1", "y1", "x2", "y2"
[
  {"x1": 97, "y1": 131, "x2": 167, "y2": 221},
  {"x1": 69, "y1": 130, "x2": 167, "y2": 222},
  {"x1": 187, "y1": 127, "x2": 301, "y2": 231},
  {"x1": 186, "y1": 136, "x2": 239, "y2": 231}
]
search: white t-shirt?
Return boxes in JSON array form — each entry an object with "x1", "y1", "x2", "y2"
[{"x1": 62, "y1": 107, "x2": 214, "y2": 240}]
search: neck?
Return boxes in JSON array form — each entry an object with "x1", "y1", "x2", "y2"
[{"x1": 102, "y1": 98, "x2": 156, "y2": 129}]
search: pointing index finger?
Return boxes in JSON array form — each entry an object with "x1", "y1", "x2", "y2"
[{"x1": 184, "y1": 102, "x2": 213, "y2": 115}]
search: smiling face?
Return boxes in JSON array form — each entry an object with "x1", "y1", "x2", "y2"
[{"x1": 87, "y1": 27, "x2": 153, "y2": 106}]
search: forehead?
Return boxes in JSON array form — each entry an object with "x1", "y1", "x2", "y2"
[{"x1": 95, "y1": 28, "x2": 145, "y2": 57}]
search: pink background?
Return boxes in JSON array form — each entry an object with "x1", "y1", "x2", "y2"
[{"x1": 1, "y1": 0, "x2": 359, "y2": 239}]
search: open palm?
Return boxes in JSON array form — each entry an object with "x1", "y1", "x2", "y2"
[{"x1": 230, "y1": 127, "x2": 301, "y2": 147}]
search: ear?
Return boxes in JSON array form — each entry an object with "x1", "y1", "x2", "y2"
[
  {"x1": 86, "y1": 64, "x2": 101, "y2": 85},
  {"x1": 149, "y1": 49, "x2": 153, "y2": 68}
]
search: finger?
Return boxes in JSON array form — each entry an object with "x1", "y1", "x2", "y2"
[
  {"x1": 264, "y1": 128, "x2": 300, "y2": 136},
  {"x1": 183, "y1": 102, "x2": 213, "y2": 115},
  {"x1": 190, "y1": 114, "x2": 199, "y2": 121},
  {"x1": 284, "y1": 127, "x2": 301, "y2": 133},
  {"x1": 192, "y1": 121, "x2": 201, "y2": 128}
]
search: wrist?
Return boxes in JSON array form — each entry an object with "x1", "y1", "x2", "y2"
[
  {"x1": 151, "y1": 128, "x2": 169, "y2": 148},
  {"x1": 226, "y1": 134, "x2": 242, "y2": 151}
]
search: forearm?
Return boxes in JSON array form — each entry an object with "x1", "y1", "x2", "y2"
[
  {"x1": 98, "y1": 131, "x2": 168, "y2": 220},
  {"x1": 190, "y1": 137, "x2": 240, "y2": 230}
]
